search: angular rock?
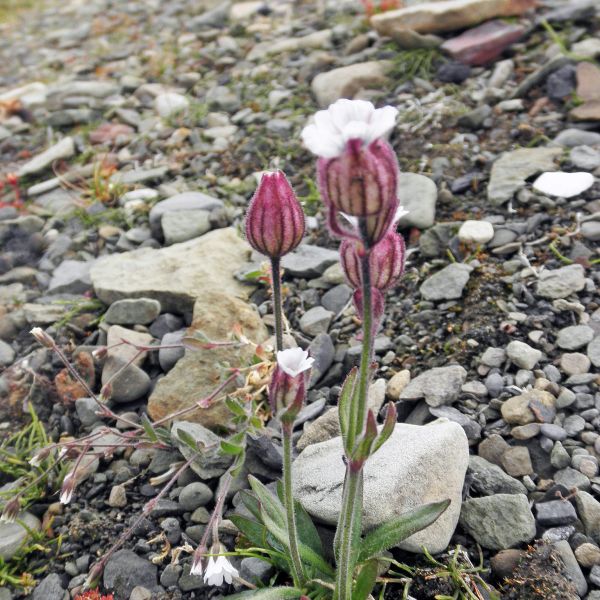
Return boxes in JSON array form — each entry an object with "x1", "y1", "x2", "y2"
[
  {"x1": 0, "y1": 512, "x2": 41, "y2": 560},
  {"x1": 299, "y1": 306, "x2": 334, "y2": 337},
  {"x1": 281, "y1": 245, "x2": 338, "y2": 278},
  {"x1": 91, "y1": 228, "x2": 252, "y2": 313},
  {"x1": 441, "y1": 20, "x2": 524, "y2": 66},
  {"x1": 420, "y1": 263, "x2": 472, "y2": 301},
  {"x1": 468, "y1": 455, "x2": 527, "y2": 495},
  {"x1": 553, "y1": 540, "x2": 588, "y2": 597},
  {"x1": 487, "y1": 147, "x2": 561, "y2": 205},
  {"x1": 17, "y1": 137, "x2": 75, "y2": 177},
  {"x1": 506, "y1": 340, "x2": 542, "y2": 369},
  {"x1": 575, "y1": 491, "x2": 600, "y2": 544},
  {"x1": 371, "y1": 0, "x2": 536, "y2": 36},
  {"x1": 161, "y1": 210, "x2": 211, "y2": 245},
  {"x1": 148, "y1": 291, "x2": 268, "y2": 429},
  {"x1": 103, "y1": 549, "x2": 158, "y2": 598},
  {"x1": 31, "y1": 573, "x2": 68, "y2": 600},
  {"x1": 501, "y1": 390, "x2": 555, "y2": 425},
  {"x1": 311, "y1": 61, "x2": 392, "y2": 108},
  {"x1": 536, "y1": 264, "x2": 586, "y2": 299},
  {"x1": 293, "y1": 421, "x2": 469, "y2": 553},
  {"x1": 459, "y1": 494, "x2": 536, "y2": 550},
  {"x1": 399, "y1": 365, "x2": 467, "y2": 407},
  {"x1": 48, "y1": 259, "x2": 94, "y2": 294}
]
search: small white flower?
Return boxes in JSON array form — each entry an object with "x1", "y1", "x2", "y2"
[
  {"x1": 276, "y1": 347, "x2": 315, "y2": 378},
  {"x1": 59, "y1": 472, "x2": 75, "y2": 505},
  {"x1": 203, "y1": 556, "x2": 239, "y2": 586},
  {"x1": 301, "y1": 99, "x2": 398, "y2": 158}
]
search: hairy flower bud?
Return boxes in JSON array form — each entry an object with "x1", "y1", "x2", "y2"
[
  {"x1": 1, "y1": 496, "x2": 21, "y2": 523},
  {"x1": 340, "y1": 231, "x2": 406, "y2": 292},
  {"x1": 30, "y1": 327, "x2": 54, "y2": 348},
  {"x1": 60, "y1": 471, "x2": 77, "y2": 505},
  {"x1": 245, "y1": 171, "x2": 305, "y2": 259},
  {"x1": 318, "y1": 139, "x2": 399, "y2": 247},
  {"x1": 269, "y1": 348, "x2": 314, "y2": 424}
]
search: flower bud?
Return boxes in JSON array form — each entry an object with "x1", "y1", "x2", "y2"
[
  {"x1": 1, "y1": 496, "x2": 21, "y2": 523},
  {"x1": 340, "y1": 231, "x2": 406, "y2": 292},
  {"x1": 30, "y1": 327, "x2": 54, "y2": 348},
  {"x1": 245, "y1": 171, "x2": 305, "y2": 259},
  {"x1": 60, "y1": 471, "x2": 77, "y2": 505},
  {"x1": 269, "y1": 348, "x2": 314, "y2": 424},
  {"x1": 318, "y1": 139, "x2": 399, "y2": 247}
]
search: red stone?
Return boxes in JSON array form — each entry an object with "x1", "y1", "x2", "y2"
[
  {"x1": 89, "y1": 122, "x2": 134, "y2": 145},
  {"x1": 441, "y1": 19, "x2": 525, "y2": 66}
]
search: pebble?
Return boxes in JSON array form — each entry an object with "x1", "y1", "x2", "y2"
[
  {"x1": 506, "y1": 340, "x2": 542, "y2": 370},
  {"x1": 420, "y1": 263, "x2": 473, "y2": 301},
  {"x1": 556, "y1": 325, "x2": 595, "y2": 350},
  {"x1": 104, "y1": 298, "x2": 162, "y2": 325},
  {"x1": 299, "y1": 306, "x2": 334, "y2": 337},
  {"x1": 178, "y1": 482, "x2": 213, "y2": 511},
  {"x1": 458, "y1": 220, "x2": 494, "y2": 244}
]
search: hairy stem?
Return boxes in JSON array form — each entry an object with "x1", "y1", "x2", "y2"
[
  {"x1": 271, "y1": 257, "x2": 284, "y2": 352},
  {"x1": 335, "y1": 250, "x2": 374, "y2": 599}
]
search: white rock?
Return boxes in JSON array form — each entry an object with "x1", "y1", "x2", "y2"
[
  {"x1": 533, "y1": 172, "x2": 594, "y2": 199},
  {"x1": 458, "y1": 220, "x2": 494, "y2": 244},
  {"x1": 0, "y1": 82, "x2": 48, "y2": 107},
  {"x1": 17, "y1": 137, "x2": 75, "y2": 177},
  {"x1": 155, "y1": 93, "x2": 189, "y2": 119},
  {"x1": 293, "y1": 421, "x2": 469, "y2": 554}
]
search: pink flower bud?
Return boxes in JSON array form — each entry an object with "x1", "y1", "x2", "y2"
[
  {"x1": 340, "y1": 231, "x2": 406, "y2": 292},
  {"x1": 30, "y1": 327, "x2": 54, "y2": 348},
  {"x1": 60, "y1": 471, "x2": 77, "y2": 505},
  {"x1": 245, "y1": 171, "x2": 305, "y2": 259},
  {"x1": 269, "y1": 348, "x2": 314, "y2": 424},
  {"x1": 318, "y1": 139, "x2": 399, "y2": 247},
  {"x1": 1, "y1": 496, "x2": 21, "y2": 523}
]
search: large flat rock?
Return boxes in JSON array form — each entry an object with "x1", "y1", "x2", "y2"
[
  {"x1": 90, "y1": 228, "x2": 252, "y2": 314},
  {"x1": 293, "y1": 421, "x2": 469, "y2": 554}
]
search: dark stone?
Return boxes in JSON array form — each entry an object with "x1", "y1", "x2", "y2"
[
  {"x1": 535, "y1": 500, "x2": 578, "y2": 526},
  {"x1": 32, "y1": 573, "x2": 67, "y2": 600},
  {"x1": 103, "y1": 549, "x2": 158, "y2": 598},
  {"x1": 547, "y1": 65, "x2": 577, "y2": 100},
  {"x1": 436, "y1": 61, "x2": 471, "y2": 84}
]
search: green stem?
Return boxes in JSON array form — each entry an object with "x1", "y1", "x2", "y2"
[
  {"x1": 335, "y1": 250, "x2": 374, "y2": 600},
  {"x1": 283, "y1": 423, "x2": 305, "y2": 586},
  {"x1": 270, "y1": 256, "x2": 305, "y2": 586},
  {"x1": 271, "y1": 257, "x2": 284, "y2": 352}
]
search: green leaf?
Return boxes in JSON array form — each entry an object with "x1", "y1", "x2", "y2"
[
  {"x1": 338, "y1": 368, "x2": 358, "y2": 450},
  {"x1": 358, "y1": 500, "x2": 451, "y2": 563},
  {"x1": 239, "y1": 490, "x2": 262, "y2": 522},
  {"x1": 248, "y1": 476, "x2": 286, "y2": 529},
  {"x1": 371, "y1": 403, "x2": 396, "y2": 456},
  {"x1": 294, "y1": 499, "x2": 323, "y2": 556},
  {"x1": 140, "y1": 414, "x2": 158, "y2": 442},
  {"x1": 174, "y1": 429, "x2": 199, "y2": 452},
  {"x1": 353, "y1": 559, "x2": 379, "y2": 600},
  {"x1": 334, "y1": 471, "x2": 363, "y2": 567},
  {"x1": 225, "y1": 586, "x2": 304, "y2": 599},
  {"x1": 229, "y1": 515, "x2": 267, "y2": 548},
  {"x1": 225, "y1": 396, "x2": 247, "y2": 417},
  {"x1": 220, "y1": 440, "x2": 244, "y2": 455}
]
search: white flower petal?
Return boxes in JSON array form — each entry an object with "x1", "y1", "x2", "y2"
[
  {"x1": 302, "y1": 99, "x2": 399, "y2": 158},
  {"x1": 277, "y1": 347, "x2": 314, "y2": 377},
  {"x1": 393, "y1": 206, "x2": 410, "y2": 224}
]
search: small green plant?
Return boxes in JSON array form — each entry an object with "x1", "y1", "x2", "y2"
[
  {"x1": 52, "y1": 297, "x2": 106, "y2": 330},
  {"x1": 388, "y1": 48, "x2": 441, "y2": 83}
]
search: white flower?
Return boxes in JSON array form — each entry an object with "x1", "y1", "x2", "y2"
[
  {"x1": 301, "y1": 99, "x2": 398, "y2": 158},
  {"x1": 203, "y1": 556, "x2": 239, "y2": 586},
  {"x1": 59, "y1": 472, "x2": 75, "y2": 505},
  {"x1": 276, "y1": 347, "x2": 315, "y2": 377}
]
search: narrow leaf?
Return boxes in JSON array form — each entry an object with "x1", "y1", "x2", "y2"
[
  {"x1": 353, "y1": 559, "x2": 379, "y2": 600},
  {"x1": 239, "y1": 490, "x2": 262, "y2": 521},
  {"x1": 175, "y1": 429, "x2": 199, "y2": 452},
  {"x1": 140, "y1": 414, "x2": 158, "y2": 442},
  {"x1": 225, "y1": 397, "x2": 247, "y2": 417},
  {"x1": 225, "y1": 586, "x2": 304, "y2": 599},
  {"x1": 338, "y1": 367, "x2": 358, "y2": 450},
  {"x1": 371, "y1": 403, "x2": 397, "y2": 456},
  {"x1": 220, "y1": 440, "x2": 244, "y2": 455},
  {"x1": 358, "y1": 500, "x2": 451, "y2": 563},
  {"x1": 249, "y1": 476, "x2": 286, "y2": 529},
  {"x1": 229, "y1": 515, "x2": 267, "y2": 548}
]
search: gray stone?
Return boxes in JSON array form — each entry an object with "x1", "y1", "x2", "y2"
[
  {"x1": 103, "y1": 549, "x2": 158, "y2": 598},
  {"x1": 396, "y1": 173, "x2": 437, "y2": 229},
  {"x1": 299, "y1": 306, "x2": 334, "y2": 337},
  {"x1": 575, "y1": 491, "x2": 600, "y2": 543},
  {"x1": 178, "y1": 564, "x2": 207, "y2": 592},
  {"x1": 560, "y1": 352, "x2": 590, "y2": 375},
  {"x1": 588, "y1": 336, "x2": 600, "y2": 368},
  {"x1": 31, "y1": 573, "x2": 68, "y2": 600},
  {"x1": 104, "y1": 298, "x2": 162, "y2": 325},
  {"x1": 102, "y1": 357, "x2": 151, "y2": 404},
  {"x1": 399, "y1": 365, "x2": 467, "y2": 407},
  {"x1": 75, "y1": 397, "x2": 101, "y2": 427},
  {"x1": 17, "y1": 137, "x2": 75, "y2": 177},
  {"x1": 240, "y1": 557, "x2": 274, "y2": 584},
  {"x1": 536, "y1": 264, "x2": 586, "y2": 299},
  {"x1": 459, "y1": 494, "x2": 536, "y2": 550},
  {"x1": 481, "y1": 347, "x2": 506, "y2": 367},
  {"x1": 293, "y1": 421, "x2": 469, "y2": 553},
  {"x1": 553, "y1": 540, "x2": 587, "y2": 597},
  {"x1": 506, "y1": 340, "x2": 542, "y2": 370},
  {"x1": 48, "y1": 259, "x2": 94, "y2": 294},
  {"x1": 321, "y1": 284, "x2": 352, "y2": 314},
  {"x1": 487, "y1": 147, "x2": 561, "y2": 205},
  {"x1": 308, "y1": 333, "x2": 335, "y2": 387},
  {"x1": 0, "y1": 340, "x2": 15, "y2": 367},
  {"x1": 555, "y1": 467, "x2": 590, "y2": 491},
  {"x1": 570, "y1": 145, "x2": 600, "y2": 170},
  {"x1": 158, "y1": 330, "x2": 185, "y2": 372},
  {"x1": 556, "y1": 325, "x2": 595, "y2": 351},
  {"x1": 172, "y1": 421, "x2": 233, "y2": 479},
  {"x1": 161, "y1": 209, "x2": 211, "y2": 245},
  {"x1": 311, "y1": 61, "x2": 392, "y2": 108},
  {"x1": 178, "y1": 482, "x2": 213, "y2": 511},
  {"x1": 468, "y1": 455, "x2": 527, "y2": 495},
  {"x1": 420, "y1": 263, "x2": 472, "y2": 301},
  {"x1": 501, "y1": 446, "x2": 533, "y2": 477},
  {"x1": 553, "y1": 128, "x2": 600, "y2": 148},
  {"x1": 535, "y1": 500, "x2": 577, "y2": 526},
  {"x1": 281, "y1": 245, "x2": 339, "y2": 278},
  {"x1": 91, "y1": 228, "x2": 253, "y2": 314},
  {"x1": 0, "y1": 512, "x2": 41, "y2": 560},
  {"x1": 582, "y1": 221, "x2": 600, "y2": 242},
  {"x1": 148, "y1": 192, "x2": 223, "y2": 238}
]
